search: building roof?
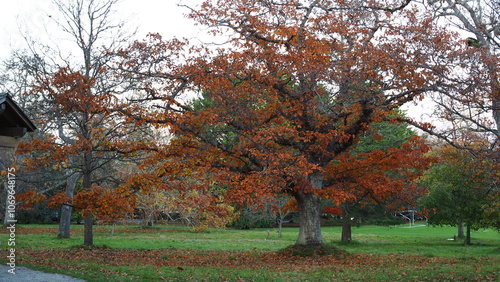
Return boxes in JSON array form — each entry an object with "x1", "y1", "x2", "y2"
[{"x1": 0, "y1": 93, "x2": 36, "y2": 148}]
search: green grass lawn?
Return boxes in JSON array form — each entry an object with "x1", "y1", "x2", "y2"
[{"x1": 1, "y1": 223, "x2": 499, "y2": 281}]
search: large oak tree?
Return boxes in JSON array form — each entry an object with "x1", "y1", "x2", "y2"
[{"x1": 114, "y1": 0, "x2": 467, "y2": 247}]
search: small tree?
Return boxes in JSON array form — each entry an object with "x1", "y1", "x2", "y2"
[
  {"x1": 419, "y1": 142, "x2": 499, "y2": 245},
  {"x1": 14, "y1": 0, "x2": 138, "y2": 246},
  {"x1": 124, "y1": 168, "x2": 236, "y2": 231},
  {"x1": 273, "y1": 196, "x2": 296, "y2": 238},
  {"x1": 136, "y1": 187, "x2": 172, "y2": 228}
]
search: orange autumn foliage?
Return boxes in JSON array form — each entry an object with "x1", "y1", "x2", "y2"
[
  {"x1": 47, "y1": 192, "x2": 73, "y2": 209},
  {"x1": 73, "y1": 187, "x2": 134, "y2": 222},
  {"x1": 322, "y1": 206, "x2": 342, "y2": 217},
  {"x1": 325, "y1": 136, "x2": 434, "y2": 205},
  {"x1": 16, "y1": 190, "x2": 47, "y2": 210}
]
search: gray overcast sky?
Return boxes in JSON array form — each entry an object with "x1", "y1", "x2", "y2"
[{"x1": 0, "y1": 0, "x2": 201, "y2": 60}]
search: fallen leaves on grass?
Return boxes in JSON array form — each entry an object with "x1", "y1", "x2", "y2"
[
  {"x1": 17, "y1": 246, "x2": 498, "y2": 280},
  {"x1": 0, "y1": 225, "x2": 182, "y2": 235},
  {"x1": 0, "y1": 226, "x2": 109, "y2": 235},
  {"x1": 4, "y1": 227, "x2": 498, "y2": 281}
]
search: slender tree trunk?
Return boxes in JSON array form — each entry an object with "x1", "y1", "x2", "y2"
[
  {"x1": 82, "y1": 157, "x2": 93, "y2": 246},
  {"x1": 341, "y1": 221, "x2": 352, "y2": 243},
  {"x1": 278, "y1": 218, "x2": 283, "y2": 238},
  {"x1": 148, "y1": 212, "x2": 154, "y2": 227},
  {"x1": 493, "y1": 98, "x2": 500, "y2": 134},
  {"x1": 465, "y1": 224, "x2": 471, "y2": 245},
  {"x1": 457, "y1": 220, "x2": 465, "y2": 239},
  {"x1": 58, "y1": 172, "x2": 80, "y2": 238},
  {"x1": 340, "y1": 204, "x2": 352, "y2": 242},
  {"x1": 341, "y1": 210, "x2": 352, "y2": 243},
  {"x1": 141, "y1": 210, "x2": 148, "y2": 228},
  {"x1": 84, "y1": 212, "x2": 93, "y2": 246}
]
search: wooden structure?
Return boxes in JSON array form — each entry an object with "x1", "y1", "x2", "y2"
[{"x1": 0, "y1": 93, "x2": 36, "y2": 148}]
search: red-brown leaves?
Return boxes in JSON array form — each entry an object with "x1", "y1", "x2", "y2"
[
  {"x1": 16, "y1": 135, "x2": 70, "y2": 171},
  {"x1": 16, "y1": 246, "x2": 500, "y2": 281},
  {"x1": 16, "y1": 190, "x2": 47, "y2": 210},
  {"x1": 73, "y1": 187, "x2": 134, "y2": 221},
  {"x1": 47, "y1": 192, "x2": 72, "y2": 209},
  {"x1": 322, "y1": 206, "x2": 342, "y2": 216},
  {"x1": 323, "y1": 135, "x2": 433, "y2": 204}
]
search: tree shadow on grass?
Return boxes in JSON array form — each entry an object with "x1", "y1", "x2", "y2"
[{"x1": 279, "y1": 244, "x2": 348, "y2": 258}]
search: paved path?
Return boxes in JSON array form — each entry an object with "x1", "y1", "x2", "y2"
[{"x1": 0, "y1": 265, "x2": 85, "y2": 281}]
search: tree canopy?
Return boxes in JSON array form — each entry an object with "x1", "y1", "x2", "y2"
[
  {"x1": 419, "y1": 142, "x2": 499, "y2": 244},
  {"x1": 111, "y1": 0, "x2": 467, "y2": 247}
]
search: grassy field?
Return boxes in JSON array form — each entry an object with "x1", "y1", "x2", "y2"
[{"x1": 1, "y1": 223, "x2": 499, "y2": 281}]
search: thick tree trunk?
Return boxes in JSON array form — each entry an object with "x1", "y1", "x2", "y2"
[
  {"x1": 58, "y1": 172, "x2": 80, "y2": 238},
  {"x1": 295, "y1": 192, "x2": 323, "y2": 246},
  {"x1": 294, "y1": 171, "x2": 324, "y2": 247},
  {"x1": 457, "y1": 220, "x2": 465, "y2": 239},
  {"x1": 84, "y1": 212, "x2": 93, "y2": 246}
]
